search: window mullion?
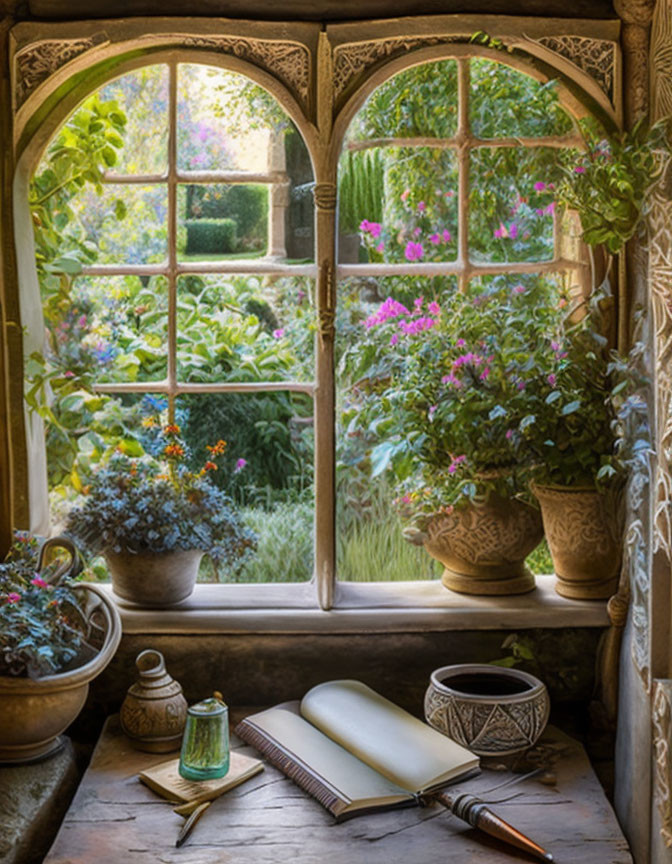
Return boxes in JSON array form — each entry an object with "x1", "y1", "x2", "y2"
[
  {"x1": 167, "y1": 60, "x2": 178, "y2": 421},
  {"x1": 457, "y1": 58, "x2": 470, "y2": 293}
]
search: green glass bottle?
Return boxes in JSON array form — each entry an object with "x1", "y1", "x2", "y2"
[{"x1": 178, "y1": 693, "x2": 230, "y2": 781}]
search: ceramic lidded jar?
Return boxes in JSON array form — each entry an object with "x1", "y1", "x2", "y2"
[{"x1": 120, "y1": 649, "x2": 188, "y2": 752}]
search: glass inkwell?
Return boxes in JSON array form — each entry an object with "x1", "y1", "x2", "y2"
[{"x1": 178, "y1": 692, "x2": 230, "y2": 781}]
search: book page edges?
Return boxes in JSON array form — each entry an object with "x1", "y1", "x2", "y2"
[{"x1": 138, "y1": 750, "x2": 263, "y2": 804}]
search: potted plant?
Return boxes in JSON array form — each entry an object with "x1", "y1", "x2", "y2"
[
  {"x1": 341, "y1": 277, "x2": 562, "y2": 595},
  {"x1": 0, "y1": 532, "x2": 121, "y2": 763},
  {"x1": 66, "y1": 423, "x2": 256, "y2": 607},
  {"x1": 512, "y1": 291, "x2": 647, "y2": 599}
]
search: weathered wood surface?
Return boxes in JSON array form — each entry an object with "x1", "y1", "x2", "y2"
[{"x1": 45, "y1": 716, "x2": 632, "y2": 864}]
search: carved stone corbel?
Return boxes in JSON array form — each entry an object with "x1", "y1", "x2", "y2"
[
  {"x1": 653, "y1": 681, "x2": 672, "y2": 847},
  {"x1": 312, "y1": 182, "x2": 337, "y2": 213},
  {"x1": 614, "y1": 0, "x2": 656, "y2": 125}
]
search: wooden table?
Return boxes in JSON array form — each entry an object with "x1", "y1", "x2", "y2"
[{"x1": 45, "y1": 716, "x2": 632, "y2": 864}]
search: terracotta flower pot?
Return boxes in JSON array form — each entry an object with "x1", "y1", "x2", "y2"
[
  {"x1": 0, "y1": 584, "x2": 121, "y2": 763},
  {"x1": 424, "y1": 664, "x2": 550, "y2": 757},
  {"x1": 105, "y1": 548, "x2": 203, "y2": 607},
  {"x1": 423, "y1": 494, "x2": 543, "y2": 595},
  {"x1": 531, "y1": 482, "x2": 622, "y2": 600}
]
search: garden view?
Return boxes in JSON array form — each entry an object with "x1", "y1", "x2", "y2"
[{"x1": 29, "y1": 56, "x2": 587, "y2": 583}]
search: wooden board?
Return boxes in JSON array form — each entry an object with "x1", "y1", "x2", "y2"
[{"x1": 44, "y1": 716, "x2": 632, "y2": 864}]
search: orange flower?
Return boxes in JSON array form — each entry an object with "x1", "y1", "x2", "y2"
[
  {"x1": 203, "y1": 461, "x2": 218, "y2": 471},
  {"x1": 164, "y1": 444, "x2": 185, "y2": 458},
  {"x1": 206, "y1": 439, "x2": 227, "y2": 456},
  {"x1": 164, "y1": 424, "x2": 181, "y2": 435}
]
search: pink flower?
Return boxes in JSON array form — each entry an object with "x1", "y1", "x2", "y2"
[
  {"x1": 6, "y1": 592, "x2": 20, "y2": 604},
  {"x1": 429, "y1": 233, "x2": 441, "y2": 245},
  {"x1": 428, "y1": 404, "x2": 437, "y2": 418},
  {"x1": 364, "y1": 297, "x2": 410, "y2": 328},
  {"x1": 389, "y1": 333, "x2": 399, "y2": 346},
  {"x1": 448, "y1": 454, "x2": 467, "y2": 474},
  {"x1": 547, "y1": 373, "x2": 557, "y2": 387},
  {"x1": 402, "y1": 494, "x2": 412, "y2": 504},
  {"x1": 513, "y1": 285, "x2": 526, "y2": 295},
  {"x1": 480, "y1": 367, "x2": 490, "y2": 380},
  {"x1": 234, "y1": 458, "x2": 247, "y2": 472},
  {"x1": 359, "y1": 219, "x2": 371, "y2": 232},
  {"x1": 64, "y1": 371, "x2": 75, "y2": 379},
  {"x1": 412, "y1": 227, "x2": 422, "y2": 238},
  {"x1": 369, "y1": 222, "x2": 382, "y2": 238},
  {"x1": 272, "y1": 328, "x2": 285, "y2": 339},
  {"x1": 442, "y1": 229, "x2": 451, "y2": 242},
  {"x1": 31, "y1": 576, "x2": 48, "y2": 589},
  {"x1": 535, "y1": 208, "x2": 544, "y2": 216},
  {"x1": 574, "y1": 165, "x2": 586, "y2": 174},
  {"x1": 414, "y1": 297, "x2": 424, "y2": 310},
  {"x1": 494, "y1": 222, "x2": 507, "y2": 239},
  {"x1": 417, "y1": 201, "x2": 426, "y2": 212},
  {"x1": 534, "y1": 181, "x2": 546, "y2": 191},
  {"x1": 456, "y1": 338, "x2": 466, "y2": 348},
  {"x1": 506, "y1": 429, "x2": 514, "y2": 440},
  {"x1": 404, "y1": 242, "x2": 424, "y2": 262},
  {"x1": 517, "y1": 380, "x2": 526, "y2": 391},
  {"x1": 375, "y1": 242, "x2": 384, "y2": 253},
  {"x1": 551, "y1": 340, "x2": 560, "y2": 351},
  {"x1": 544, "y1": 202, "x2": 555, "y2": 215},
  {"x1": 78, "y1": 315, "x2": 87, "y2": 327},
  {"x1": 401, "y1": 189, "x2": 410, "y2": 202},
  {"x1": 509, "y1": 222, "x2": 518, "y2": 239},
  {"x1": 428, "y1": 301, "x2": 440, "y2": 315}
]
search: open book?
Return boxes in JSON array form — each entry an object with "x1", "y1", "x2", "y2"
[{"x1": 234, "y1": 679, "x2": 479, "y2": 820}]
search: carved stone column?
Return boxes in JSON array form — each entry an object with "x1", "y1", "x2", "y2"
[
  {"x1": 614, "y1": 0, "x2": 656, "y2": 126},
  {"x1": 267, "y1": 130, "x2": 289, "y2": 260}
]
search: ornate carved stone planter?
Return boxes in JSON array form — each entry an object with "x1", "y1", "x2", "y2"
[
  {"x1": 105, "y1": 548, "x2": 203, "y2": 607},
  {"x1": 0, "y1": 584, "x2": 121, "y2": 763},
  {"x1": 531, "y1": 483, "x2": 622, "y2": 600},
  {"x1": 424, "y1": 664, "x2": 550, "y2": 757},
  {"x1": 423, "y1": 495, "x2": 543, "y2": 595}
]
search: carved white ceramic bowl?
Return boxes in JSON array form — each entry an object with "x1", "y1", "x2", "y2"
[{"x1": 424, "y1": 664, "x2": 550, "y2": 757}]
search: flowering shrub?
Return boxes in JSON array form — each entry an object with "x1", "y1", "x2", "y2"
[
  {"x1": 0, "y1": 533, "x2": 87, "y2": 678},
  {"x1": 66, "y1": 424, "x2": 256, "y2": 569},
  {"x1": 340, "y1": 277, "x2": 564, "y2": 526}
]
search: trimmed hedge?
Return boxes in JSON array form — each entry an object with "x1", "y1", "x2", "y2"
[
  {"x1": 184, "y1": 218, "x2": 237, "y2": 255},
  {"x1": 187, "y1": 185, "x2": 268, "y2": 240}
]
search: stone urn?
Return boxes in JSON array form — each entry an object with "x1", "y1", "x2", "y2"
[
  {"x1": 531, "y1": 483, "x2": 622, "y2": 600},
  {"x1": 424, "y1": 664, "x2": 550, "y2": 757},
  {"x1": 421, "y1": 494, "x2": 543, "y2": 595},
  {"x1": 105, "y1": 548, "x2": 203, "y2": 607},
  {"x1": 0, "y1": 583, "x2": 121, "y2": 763},
  {"x1": 121, "y1": 649, "x2": 188, "y2": 752}
]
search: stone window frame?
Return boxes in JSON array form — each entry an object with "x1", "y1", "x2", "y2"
[{"x1": 7, "y1": 17, "x2": 621, "y2": 624}]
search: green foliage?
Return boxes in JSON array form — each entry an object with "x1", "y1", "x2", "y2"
[
  {"x1": 338, "y1": 150, "x2": 385, "y2": 234},
  {"x1": 557, "y1": 118, "x2": 666, "y2": 253},
  {"x1": 185, "y1": 218, "x2": 238, "y2": 254},
  {"x1": 237, "y1": 501, "x2": 313, "y2": 583},
  {"x1": 0, "y1": 532, "x2": 88, "y2": 678},
  {"x1": 187, "y1": 184, "x2": 268, "y2": 251},
  {"x1": 512, "y1": 288, "x2": 649, "y2": 488},
  {"x1": 66, "y1": 426, "x2": 256, "y2": 569}
]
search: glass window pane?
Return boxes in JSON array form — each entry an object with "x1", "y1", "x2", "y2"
[
  {"x1": 469, "y1": 147, "x2": 565, "y2": 264},
  {"x1": 177, "y1": 64, "x2": 287, "y2": 173},
  {"x1": 347, "y1": 59, "x2": 458, "y2": 140},
  {"x1": 338, "y1": 147, "x2": 458, "y2": 264},
  {"x1": 177, "y1": 274, "x2": 315, "y2": 384},
  {"x1": 470, "y1": 59, "x2": 573, "y2": 139},
  {"x1": 56, "y1": 276, "x2": 168, "y2": 385},
  {"x1": 67, "y1": 183, "x2": 167, "y2": 265},
  {"x1": 176, "y1": 393, "x2": 314, "y2": 583},
  {"x1": 336, "y1": 275, "x2": 457, "y2": 582},
  {"x1": 178, "y1": 184, "x2": 269, "y2": 261},
  {"x1": 100, "y1": 65, "x2": 169, "y2": 175}
]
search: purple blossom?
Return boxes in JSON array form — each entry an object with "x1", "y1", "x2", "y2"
[
  {"x1": 574, "y1": 165, "x2": 586, "y2": 174},
  {"x1": 412, "y1": 227, "x2": 422, "y2": 238},
  {"x1": 389, "y1": 333, "x2": 399, "y2": 346},
  {"x1": 404, "y1": 241, "x2": 424, "y2": 262},
  {"x1": 234, "y1": 458, "x2": 247, "y2": 473},
  {"x1": 509, "y1": 223, "x2": 518, "y2": 239},
  {"x1": 428, "y1": 404, "x2": 437, "y2": 419},
  {"x1": 480, "y1": 367, "x2": 490, "y2": 380},
  {"x1": 442, "y1": 229, "x2": 451, "y2": 242},
  {"x1": 441, "y1": 372, "x2": 462, "y2": 388},
  {"x1": 448, "y1": 454, "x2": 467, "y2": 474},
  {"x1": 547, "y1": 373, "x2": 557, "y2": 387},
  {"x1": 364, "y1": 297, "x2": 410, "y2": 328},
  {"x1": 429, "y1": 233, "x2": 441, "y2": 245},
  {"x1": 375, "y1": 242, "x2": 384, "y2": 253},
  {"x1": 534, "y1": 181, "x2": 546, "y2": 191},
  {"x1": 494, "y1": 222, "x2": 507, "y2": 239},
  {"x1": 517, "y1": 380, "x2": 526, "y2": 391},
  {"x1": 506, "y1": 429, "x2": 514, "y2": 440},
  {"x1": 513, "y1": 285, "x2": 526, "y2": 295},
  {"x1": 456, "y1": 338, "x2": 466, "y2": 348},
  {"x1": 428, "y1": 301, "x2": 440, "y2": 316},
  {"x1": 272, "y1": 328, "x2": 285, "y2": 339},
  {"x1": 544, "y1": 202, "x2": 556, "y2": 215},
  {"x1": 31, "y1": 576, "x2": 48, "y2": 588},
  {"x1": 417, "y1": 201, "x2": 426, "y2": 212}
]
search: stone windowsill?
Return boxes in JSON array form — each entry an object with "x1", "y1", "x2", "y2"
[{"x1": 100, "y1": 574, "x2": 611, "y2": 634}]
